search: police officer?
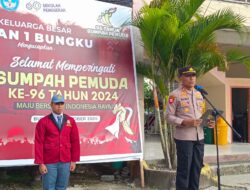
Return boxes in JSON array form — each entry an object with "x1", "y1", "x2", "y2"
[{"x1": 166, "y1": 66, "x2": 214, "y2": 190}]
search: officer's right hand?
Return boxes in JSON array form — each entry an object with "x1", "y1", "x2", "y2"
[
  {"x1": 39, "y1": 164, "x2": 48, "y2": 175},
  {"x1": 182, "y1": 119, "x2": 202, "y2": 127}
]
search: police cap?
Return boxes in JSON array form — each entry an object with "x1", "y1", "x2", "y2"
[{"x1": 178, "y1": 66, "x2": 196, "y2": 77}]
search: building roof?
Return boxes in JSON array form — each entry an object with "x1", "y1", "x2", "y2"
[{"x1": 96, "y1": 0, "x2": 132, "y2": 7}]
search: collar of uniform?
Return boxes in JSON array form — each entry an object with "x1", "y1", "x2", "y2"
[
  {"x1": 181, "y1": 86, "x2": 194, "y2": 95},
  {"x1": 52, "y1": 112, "x2": 63, "y2": 121}
]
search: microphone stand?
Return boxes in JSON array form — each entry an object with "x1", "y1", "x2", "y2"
[{"x1": 201, "y1": 93, "x2": 241, "y2": 190}]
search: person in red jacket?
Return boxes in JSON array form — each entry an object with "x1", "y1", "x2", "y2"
[{"x1": 34, "y1": 94, "x2": 80, "y2": 190}]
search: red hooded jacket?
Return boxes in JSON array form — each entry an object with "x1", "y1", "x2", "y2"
[{"x1": 34, "y1": 113, "x2": 80, "y2": 164}]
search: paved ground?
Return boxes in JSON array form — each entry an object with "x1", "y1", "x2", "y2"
[
  {"x1": 144, "y1": 134, "x2": 250, "y2": 190},
  {"x1": 220, "y1": 174, "x2": 250, "y2": 189},
  {"x1": 68, "y1": 180, "x2": 154, "y2": 190},
  {"x1": 0, "y1": 179, "x2": 152, "y2": 190},
  {"x1": 201, "y1": 174, "x2": 250, "y2": 190},
  {"x1": 2, "y1": 134, "x2": 250, "y2": 189},
  {"x1": 143, "y1": 134, "x2": 250, "y2": 162}
]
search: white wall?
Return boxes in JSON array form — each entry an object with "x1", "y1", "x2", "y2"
[{"x1": 202, "y1": 0, "x2": 250, "y2": 26}]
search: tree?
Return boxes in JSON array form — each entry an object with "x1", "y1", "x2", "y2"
[
  {"x1": 144, "y1": 78, "x2": 154, "y2": 114},
  {"x1": 133, "y1": 0, "x2": 247, "y2": 169}
]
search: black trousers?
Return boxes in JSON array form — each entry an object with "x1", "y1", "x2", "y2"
[{"x1": 175, "y1": 139, "x2": 204, "y2": 190}]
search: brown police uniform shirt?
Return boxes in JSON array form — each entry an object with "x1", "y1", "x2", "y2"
[{"x1": 166, "y1": 86, "x2": 204, "y2": 141}]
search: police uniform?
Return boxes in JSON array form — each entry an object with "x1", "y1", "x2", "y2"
[{"x1": 166, "y1": 66, "x2": 205, "y2": 190}]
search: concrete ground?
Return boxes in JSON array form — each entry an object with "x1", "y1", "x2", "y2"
[
  {"x1": 144, "y1": 134, "x2": 250, "y2": 190},
  {"x1": 2, "y1": 134, "x2": 250, "y2": 190},
  {"x1": 67, "y1": 180, "x2": 154, "y2": 190},
  {"x1": 0, "y1": 177, "x2": 151, "y2": 190},
  {"x1": 143, "y1": 134, "x2": 250, "y2": 161}
]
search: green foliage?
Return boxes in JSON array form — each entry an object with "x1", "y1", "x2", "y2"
[
  {"x1": 226, "y1": 49, "x2": 250, "y2": 73},
  {"x1": 144, "y1": 79, "x2": 154, "y2": 113},
  {"x1": 134, "y1": 0, "x2": 246, "y2": 97},
  {"x1": 133, "y1": 0, "x2": 247, "y2": 169},
  {"x1": 136, "y1": 62, "x2": 153, "y2": 79}
]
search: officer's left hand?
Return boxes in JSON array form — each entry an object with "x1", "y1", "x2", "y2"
[
  {"x1": 70, "y1": 162, "x2": 76, "y2": 172},
  {"x1": 207, "y1": 120, "x2": 215, "y2": 128}
]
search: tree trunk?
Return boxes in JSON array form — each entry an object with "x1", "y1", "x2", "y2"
[
  {"x1": 153, "y1": 84, "x2": 172, "y2": 169},
  {"x1": 162, "y1": 98, "x2": 172, "y2": 169}
]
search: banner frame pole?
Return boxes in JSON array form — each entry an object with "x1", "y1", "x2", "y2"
[{"x1": 140, "y1": 159, "x2": 145, "y2": 188}]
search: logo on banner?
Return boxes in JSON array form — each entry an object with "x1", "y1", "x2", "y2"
[
  {"x1": 25, "y1": 0, "x2": 66, "y2": 12},
  {"x1": 0, "y1": 0, "x2": 19, "y2": 11},
  {"x1": 26, "y1": 0, "x2": 41, "y2": 11},
  {"x1": 97, "y1": 7, "x2": 117, "y2": 27},
  {"x1": 87, "y1": 7, "x2": 130, "y2": 39}
]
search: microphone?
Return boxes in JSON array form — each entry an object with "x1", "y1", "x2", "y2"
[{"x1": 194, "y1": 85, "x2": 208, "y2": 95}]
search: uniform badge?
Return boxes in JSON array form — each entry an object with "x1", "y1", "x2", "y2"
[
  {"x1": 189, "y1": 67, "x2": 194, "y2": 72},
  {"x1": 181, "y1": 101, "x2": 189, "y2": 107},
  {"x1": 198, "y1": 101, "x2": 205, "y2": 113},
  {"x1": 168, "y1": 96, "x2": 175, "y2": 104},
  {"x1": 66, "y1": 120, "x2": 72, "y2": 127},
  {"x1": 181, "y1": 90, "x2": 187, "y2": 97},
  {"x1": 195, "y1": 92, "x2": 202, "y2": 99}
]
